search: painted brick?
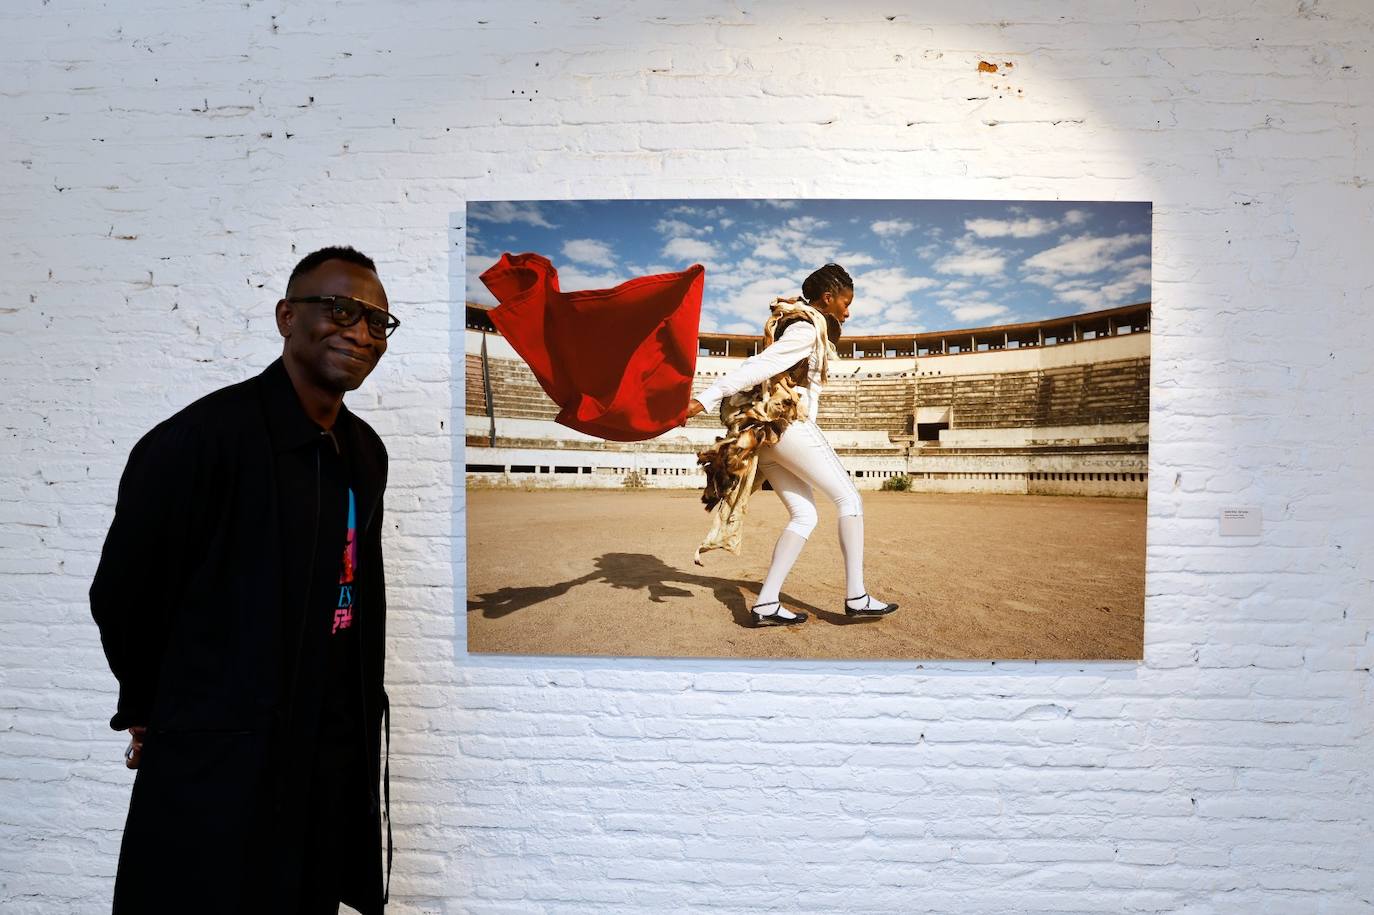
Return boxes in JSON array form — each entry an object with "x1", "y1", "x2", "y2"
[{"x1": 3, "y1": 2, "x2": 1373, "y2": 914}]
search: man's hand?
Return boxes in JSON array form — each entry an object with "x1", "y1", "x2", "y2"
[
  {"x1": 124, "y1": 726, "x2": 147, "y2": 769},
  {"x1": 683, "y1": 399, "x2": 705, "y2": 425}
]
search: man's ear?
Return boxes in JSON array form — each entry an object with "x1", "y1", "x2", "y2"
[{"x1": 275, "y1": 299, "x2": 293, "y2": 339}]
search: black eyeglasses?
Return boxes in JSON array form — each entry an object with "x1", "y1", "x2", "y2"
[{"x1": 288, "y1": 295, "x2": 401, "y2": 339}]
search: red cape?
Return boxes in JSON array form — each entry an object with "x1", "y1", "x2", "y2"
[{"x1": 480, "y1": 253, "x2": 705, "y2": 442}]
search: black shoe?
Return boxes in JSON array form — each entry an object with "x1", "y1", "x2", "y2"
[
  {"x1": 750, "y1": 600, "x2": 808, "y2": 627},
  {"x1": 843, "y1": 593, "x2": 898, "y2": 618}
]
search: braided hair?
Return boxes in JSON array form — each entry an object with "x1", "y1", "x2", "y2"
[{"x1": 801, "y1": 263, "x2": 852, "y2": 345}]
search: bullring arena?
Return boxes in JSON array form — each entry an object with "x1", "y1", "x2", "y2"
[{"x1": 464, "y1": 302, "x2": 1149, "y2": 660}]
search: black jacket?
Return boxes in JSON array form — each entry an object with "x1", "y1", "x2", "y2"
[{"x1": 91, "y1": 358, "x2": 390, "y2": 914}]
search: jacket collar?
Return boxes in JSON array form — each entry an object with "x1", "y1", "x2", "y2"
[
  {"x1": 259, "y1": 357, "x2": 355, "y2": 453},
  {"x1": 258, "y1": 358, "x2": 383, "y2": 530}
]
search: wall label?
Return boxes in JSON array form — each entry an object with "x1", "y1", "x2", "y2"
[{"x1": 1220, "y1": 507, "x2": 1262, "y2": 537}]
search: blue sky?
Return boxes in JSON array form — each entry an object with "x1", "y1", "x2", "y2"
[{"x1": 465, "y1": 199, "x2": 1151, "y2": 336}]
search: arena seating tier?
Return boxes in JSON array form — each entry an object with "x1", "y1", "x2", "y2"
[
  {"x1": 470, "y1": 353, "x2": 1150, "y2": 439},
  {"x1": 914, "y1": 358, "x2": 1149, "y2": 429}
]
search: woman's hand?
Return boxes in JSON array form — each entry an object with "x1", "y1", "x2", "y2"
[{"x1": 683, "y1": 399, "x2": 705, "y2": 425}]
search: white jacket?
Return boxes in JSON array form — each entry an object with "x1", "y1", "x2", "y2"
[{"x1": 696, "y1": 320, "x2": 825, "y2": 417}]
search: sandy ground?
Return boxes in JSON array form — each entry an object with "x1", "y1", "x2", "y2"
[{"x1": 466, "y1": 488, "x2": 1145, "y2": 660}]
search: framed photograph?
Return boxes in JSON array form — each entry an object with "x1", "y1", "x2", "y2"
[{"x1": 463, "y1": 199, "x2": 1150, "y2": 660}]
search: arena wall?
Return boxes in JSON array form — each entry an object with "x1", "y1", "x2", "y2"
[
  {"x1": 466, "y1": 319, "x2": 1149, "y2": 496},
  {"x1": 4, "y1": 5, "x2": 1371, "y2": 914},
  {"x1": 916, "y1": 328, "x2": 1150, "y2": 376}
]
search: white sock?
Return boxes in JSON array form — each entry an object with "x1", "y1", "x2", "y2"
[
  {"x1": 838, "y1": 513, "x2": 866, "y2": 599},
  {"x1": 756, "y1": 530, "x2": 807, "y2": 607},
  {"x1": 838, "y1": 514, "x2": 888, "y2": 611}
]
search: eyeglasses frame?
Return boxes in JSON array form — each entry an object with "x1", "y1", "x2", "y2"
[{"x1": 285, "y1": 295, "x2": 401, "y2": 339}]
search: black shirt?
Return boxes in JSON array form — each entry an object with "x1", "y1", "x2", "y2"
[{"x1": 276, "y1": 426, "x2": 364, "y2": 751}]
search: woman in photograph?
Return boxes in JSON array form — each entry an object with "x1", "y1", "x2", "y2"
[{"x1": 686, "y1": 264, "x2": 898, "y2": 627}]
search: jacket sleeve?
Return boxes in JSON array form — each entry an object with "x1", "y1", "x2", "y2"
[
  {"x1": 696, "y1": 320, "x2": 816, "y2": 415},
  {"x1": 89, "y1": 419, "x2": 204, "y2": 731},
  {"x1": 361, "y1": 441, "x2": 388, "y2": 729},
  {"x1": 370, "y1": 445, "x2": 387, "y2": 662}
]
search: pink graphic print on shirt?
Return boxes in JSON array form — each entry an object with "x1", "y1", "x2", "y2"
[{"x1": 332, "y1": 488, "x2": 356, "y2": 634}]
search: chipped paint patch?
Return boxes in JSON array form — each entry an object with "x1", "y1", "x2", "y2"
[{"x1": 978, "y1": 60, "x2": 999, "y2": 73}]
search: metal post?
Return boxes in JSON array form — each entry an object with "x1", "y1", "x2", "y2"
[{"x1": 481, "y1": 333, "x2": 496, "y2": 447}]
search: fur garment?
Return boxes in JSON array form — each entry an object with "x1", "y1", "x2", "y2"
[{"x1": 694, "y1": 298, "x2": 835, "y2": 564}]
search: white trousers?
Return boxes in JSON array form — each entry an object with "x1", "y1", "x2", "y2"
[{"x1": 758, "y1": 419, "x2": 863, "y2": 538}]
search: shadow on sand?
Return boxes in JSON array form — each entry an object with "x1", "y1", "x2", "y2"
[{"x1": 467, "y1": 552, "x2": 860, "y2": 628}]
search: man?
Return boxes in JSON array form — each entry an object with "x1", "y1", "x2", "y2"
[{"x1": 91, "y1": 246, "x2": 397, "y2": 914}]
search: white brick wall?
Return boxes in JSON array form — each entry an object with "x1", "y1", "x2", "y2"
[{"x1": 3, "y1": 1, "x2": 1371, "y2": 912}]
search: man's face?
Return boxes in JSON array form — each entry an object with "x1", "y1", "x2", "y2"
[{"x1": 276, "y1": 259, "x2": 389, "y2": 394}]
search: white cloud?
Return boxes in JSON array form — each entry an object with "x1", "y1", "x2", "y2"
[
  {"x1": 468, "y1": 201, "x2": 556, "y2": 228},
  {"x1": 931, "y1": 286, "x2": 1012, "y2": 327},
  {"x1": 757, "y1": 266, "x2": 929, "y2": 332},
  {"x1": 1086, "y1": 267, "x2": 1151, "y2": 308},
  {"x1": 471, "y1": 235, "x2": 629, "y2": 296},
  {"x1": 726, "y1": 258, "x2": 768, "y2": 281},
  {"x1": 667, "y1": 204, "x2": 727, "y2": 220},
  {"x1": 854, "y1": 267, "x2": 940, "y2": 305},
  {"x1": 793, "y1": 243, "x2": 845, "y2": 266},
  {"x1": 662, "y1": 237, "x2": 720, "y2": 263},
  {"x1": 934, "y1": 246, "x2": 1007, "y2": 277},
  {"x1": 557, "y1": 266, "x2": 627, "y2": 290},
  {"x1": 739, "y1": 216, "x2": 843, "y2": 266},
  {"x1": 1056, "y1": 288, "x2": 1100, "y2": 308},
  {"x1": 785, "y1": 216, "x2": 828, "y2": 234},
  {"x1": 871, "y1": 218, "x2": 915, "y2": 238},
  {"x1": 845, "y1": 314, "x2": 927, "y2": 335},
  {"x1": 1046, "y1": 266, "x2": 1151, "y2": 311},
  {"x1": 463, "y1": 247, "x2": 503, "y2": 306},
  {"x1": 656, "y1": 218, "x2": 713, "y2": 239},
  {"x1": 561, "y1": 238, "x2": 617, "y2": 269},
  {"x1": 947, "y1": 302, "x2": 1009, "y2": 323},
  {"x1": 707, "y1": 260, "x2": 936, "y2": 334},
  {"x1": 713, "y1": 319, "x2": 759, "y2": 334},
  {"x1": 764, "y1": 200, "x2": 799, "y2": 210},
  {"x1": 1063, "y1": 208, "x2": 1090, "y2": 225},
  {"x1": 965, "y1": 216, "x2": 1058, "y2": 238},
  {"x1": 1022, "y1": 232, "x2": 1149, "y2": 276},
  {"x1": 622, "y1": 261, "x2": 675, "y2": 278},
  {"x1": 932, "y1": 234, "x2": 1010, "y2": 277},
  {"x1": 843, "y1": 289, "x2": 926, "y2": 333},
  {"x1": 1100, "y1": 267, "x2": 1151, "y2": 301},
  {"x1": 708, "y1": 276, "x2": 801, "y2": 327}
]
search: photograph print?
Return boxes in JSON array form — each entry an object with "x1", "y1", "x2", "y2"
[{"x1": 462, "y1": 198, "x2": 1151, "y2": 661}]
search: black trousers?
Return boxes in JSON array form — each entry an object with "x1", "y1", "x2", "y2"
[{"x1": 296, "y1": 738, "x2": 369, "y2": 915}]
